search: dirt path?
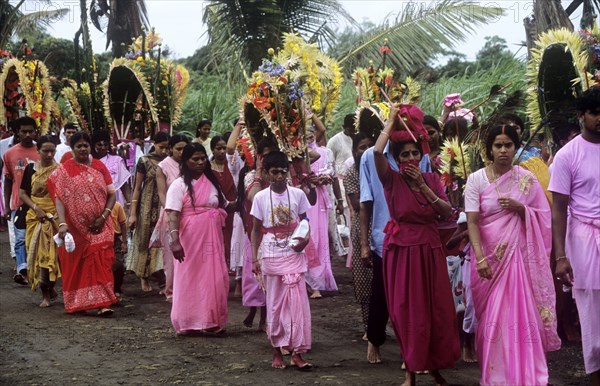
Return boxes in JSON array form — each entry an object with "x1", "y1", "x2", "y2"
[{"x1": 0, "y1": 233, "x2": 588, "y2": 385}]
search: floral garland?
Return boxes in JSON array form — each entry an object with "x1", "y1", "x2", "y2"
[
  {"x1": 275, "y1": 33, "x2": 342, "y2": 125},
  {"x1": 242, "y1": 58, "x2": 307, "y2": 158},
  {"x1": 526, "y1": 28, "x2": 593, "y2": 129},
  {"x1": 103, "y1": 32, "x2": 189, "y2": 138},
  {"x1": 353, "y1": 64, "x2": 420, "y2": 105},
  {"x1": 62, "y1": 82, "x2": 92, "y2": 132},
  {"x1": 0, "y1": 58, "x2": 53, "y2": 134},
  {"x1": 439, "y1": 138, "x2": 472, "y2": 190}
]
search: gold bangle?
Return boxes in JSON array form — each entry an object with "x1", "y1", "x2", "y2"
[
  {"x1": 131, "y1": 200, "x2": 138, "y2": 203},
  {"x1": 103, "y1": 208, "x2": 111, "y2": 214},
  {"x1": 476, "y1": 257, "x2": 487, "y2": 265},
  {"x1": 101, "y1": 214, "x2": 107, "y2": 220},
  {"x1": 555, "y1": 256, "x2": 568, "y2": 262},
  {"x1": 170, "y1": 229, "x2": 179, "y2": 234},
  {"x1": 430, "y1": 196, "x2": 440, "y2": 204}
]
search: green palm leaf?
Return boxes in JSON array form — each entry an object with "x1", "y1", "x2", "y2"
[
  {"x1": 202, "y1": 0, "x2": 357, "y2": 70},
  {"x1": 337, "y1": 0, "x2": 505, "y2": 74},
  {"x1": 0, "y1": 0, "x2": 68, "y2": 48}
]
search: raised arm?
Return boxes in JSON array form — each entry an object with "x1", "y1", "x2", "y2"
[
  {"x1": 311, "y1": 114, "x2": 327, "y2": 145},
  {"x1": 227, "y1": 120, "x2": 243, "y2": 155},
  {"x1": 374, "y1": 104, "x2": 400, "y2": 183}
]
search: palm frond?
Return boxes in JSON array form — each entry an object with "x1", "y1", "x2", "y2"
[
  {"x1": 12, "y1": 8, "x2": 69, "y2": 37},
  {"x1": 202, "y1": 0, "x2": 357, "y2": 70},
  {"x1": 337, "y1": 0, "x2": 504, "y2": 74}
]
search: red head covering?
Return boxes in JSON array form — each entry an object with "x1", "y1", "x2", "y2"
[{"x1": 389, "y1": 104, "x2": 431, "y2": 154}]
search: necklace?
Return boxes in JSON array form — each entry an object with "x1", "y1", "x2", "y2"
[
  {"x1": 489, "y1": 165, "x2": 514, "y2": 199},
  {"x1": 211, "y1": 160, "x2": 225, "y2": 173},
  {"x1": 269, "y1": 187, "x2": 292, "y2": 248}
]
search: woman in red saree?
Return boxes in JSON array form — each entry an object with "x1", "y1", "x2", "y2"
[
  {"x1": 166, "y1": 142, "x2": 230, "y2": 334},
  {"x1": 374, "y1": 104, "x2": 459, "y2": 386},
  {"x1": 465, "y1": 125, "x2": 560, "y2": 385},
  {"x1": 48, "y1": 132, "x2": 117, "y2": 315}
]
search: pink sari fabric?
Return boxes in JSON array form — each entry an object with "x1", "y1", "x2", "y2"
[
  {"x1": 305, "y1": 146, "x2": 337, "y2": 291},
  {"x1": 265, "y1": 273, "x2": 312, "y2": 353},
  {"x1": 469, "y1": 166, "x2": 560, "y2": 385},
  {"x1": 169, "y1": 176, "x2": 228, "y2": 333},
  {"x1": 241, "y1": 234, "x2": 266, "y2": 307},
  {"x1": 158, "y1": 156, "x2": 180, "y2": 300}
]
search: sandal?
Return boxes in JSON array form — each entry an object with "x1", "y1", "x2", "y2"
[
  {"x1": 13, "y1": 273, "x2": 28, "y2": 285},
  {"x1": 97, "y1": 308, "x2": 114, "y2": 317}
]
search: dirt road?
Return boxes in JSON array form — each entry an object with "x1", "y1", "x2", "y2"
[{"x1": 0, "y1": 233, "x2": 588, "y2": 385}]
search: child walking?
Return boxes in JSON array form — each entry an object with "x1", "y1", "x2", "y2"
[{"x1": 250, "y1": 151, "x2": 313, "y2": 370}]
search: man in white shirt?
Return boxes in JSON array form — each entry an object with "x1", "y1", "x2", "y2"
[
  {"x1": 327, "y1": 114, "x2": 355, "y2": 177},
  {"x1": 54, "y1": 122, "x2": 78, "y2": 162}
]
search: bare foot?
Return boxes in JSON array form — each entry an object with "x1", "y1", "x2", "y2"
[
  {"x1": 430, "y1": 370, "x2": 448, "y2": 386},
  {"x1": 462, "y1": 345, "x2": 478, "y2": 363},
  {"x1": 401, "y1": 371, "x2": 415, "y2": 386},
  {"x1": 367, "y1": 342, "x2": 382, "y2": 364},
  {"x1": 272, "y1": 348, "x2": 286, "y2": 369},
  {"x1": 310, "y1": 290, "x2": 322, "y2": 299},
  {"x1": 243, "y1": 308, "x2": 256, "y2": 328},
  {"x1": 362, "y1": 332, "x2": 368, "y2": 341},
  {"x1": 39, "y1": 298, "x2": 51, "y2": 307},
  {"x1": 141, "y1": 278, "x2": 152, "y2": 292},
  {"x1": 290, "y1": 352, "x2": 312, "y2": 370}
]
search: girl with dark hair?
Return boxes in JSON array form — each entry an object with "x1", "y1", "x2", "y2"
[
  {"x1": 343, "y1": 132, "x2": 373, "y2": 339},
  {"x1": 423, "y1": 115, "x2": 443, "y2": 172},
  {"x1": 194, "y1": 119, "x2": 212, "y2": 158},
  {"x1": 211, "y1": 135, "x2": 237, "y2": 271},
  {"x1": 465, "y1": 124, "x2": 560, "y2": 385},
  {"x1": 127, "y1": 131, "x2": 170, "y2": 292},
  {"x1": 155, "y1": 134, "x2": 190, "y2": 302},
  {"x1": 166, "y1": 142, "x2": 229, "y2": 335},
  {"x1": 91, "y1": 130, "x2": 131, "y2": 207},
  {"x1": 19, "y1": 136, "x2": 60, "y2": 307},
  {"x1": 374, "y1": 104, "x2": 459, "y2": 385}
]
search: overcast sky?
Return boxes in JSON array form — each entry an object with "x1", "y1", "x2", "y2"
[{"x1": 17, "y1": 0, "x2": 582, "y2": 61}]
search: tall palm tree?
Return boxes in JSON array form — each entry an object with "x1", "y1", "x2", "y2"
[
  {"x1": 0, "y1": 0, "x2": 69, "y2": 50},
  {"x1": 202, "y1": 0, "x2": 357, "y2": 72},
  {"x1": 89, "y1": 0, "x2": 150, "y2": 58}
]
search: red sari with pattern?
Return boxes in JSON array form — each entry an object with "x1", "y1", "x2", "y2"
[{"x1": 47, "y1": 159, "x2": 117, "y2": 313}]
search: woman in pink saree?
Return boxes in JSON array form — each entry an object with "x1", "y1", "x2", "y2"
[
  {"x1": 465, "y1": 125, "x2": 560, "y2": 385},
  {"x1": 165, "y1": 142, "x2": 229, "y2": 334}
]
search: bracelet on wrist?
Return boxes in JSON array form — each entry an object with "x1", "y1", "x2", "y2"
[
  {"x1": 476, "y1": 257, "x2": 487, "y2": 265},
  {"x1": 430, "y1": 196, "x2": 440, "y2": 204},
  {"x1": 170, "y1": 229, "x2": 179, "y2": 234},
  {"x1": 380, "y1": 131, "x2": 389, "y2": 137},
  {"x1": 103, "y1": 208, "x2": 111, "y2": 214},
  {"x1": 58, "y1": 222, "x2": 68, "y2": 228},
  {"x1": 101, "y1": 214, "x2": 107, "y2": 220},
  {"x1": 555, "y1": 255, "x2": 568, "y2": 262},
  {"x1": 33, "y1": 204, "x2": 37, "y2": 210}
]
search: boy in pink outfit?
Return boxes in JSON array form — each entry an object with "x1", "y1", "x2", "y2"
[{"x1": 250, "y1": 151, "x2": 313, "y2": 370}]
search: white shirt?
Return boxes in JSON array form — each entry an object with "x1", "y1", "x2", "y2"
[
  {"x1": 327, "y1": 131, "x2": 352, "y2": 178},
  {"x1": 54, "y1": 143, "x2": 71, "y2": 162}
]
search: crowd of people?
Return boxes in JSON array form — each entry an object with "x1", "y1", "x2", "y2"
[{"x1": 1, "y1": 87, "x2": 599, "y2": 385}]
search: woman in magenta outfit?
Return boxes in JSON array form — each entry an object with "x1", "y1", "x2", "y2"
[{"x1": 373, "y1": 104, "x2": 459, "y2": 386}]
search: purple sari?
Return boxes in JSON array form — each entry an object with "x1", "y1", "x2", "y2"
[{"x1": 468, "y1": 166, "x2": 560, "y2": 385}]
